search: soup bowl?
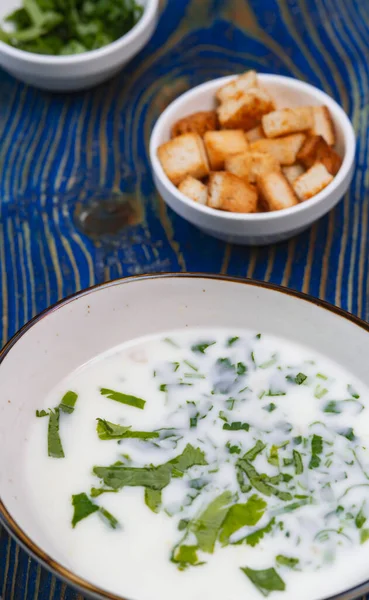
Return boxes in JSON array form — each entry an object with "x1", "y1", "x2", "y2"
[{"x1": 1, "y1": 273, "x2": 369, "y2": 600}]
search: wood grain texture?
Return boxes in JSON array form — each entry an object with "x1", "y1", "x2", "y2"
[{"x1": 0, "y1": 0, "x2": 369, "y2": 597}]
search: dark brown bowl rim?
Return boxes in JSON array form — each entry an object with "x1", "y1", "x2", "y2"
[{"x1": 1, "y1": 272, "x2": 369, "y2": 600}]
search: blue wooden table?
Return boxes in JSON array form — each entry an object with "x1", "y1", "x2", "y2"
[{"x1": 1, "y1": 0, "x2": 369, "y2": 598}]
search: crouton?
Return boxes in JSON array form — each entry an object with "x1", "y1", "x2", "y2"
[
  {"x1": 293, "y1": 162, "x2": 334, "y2": 201},
  {"x1": 262, "y1": 107, "x2": 313, "y2": 138},
  {"x1": 225, "y1": 151, "x2": 280, "y2": 184},
  {"x1": 309, "y1": 106, "x2": 336, "y2": 145},
  {"x1": 257, "y1": 171, "x2": 299, "y2": 211},
  {"x1": 216, "y1": 70, "x2": 258, "y2": 103},
  {"x1": 245, "y1": 125, "x2": 265, "y2": 142},
  {"x1": 217, "y1": 88, "x2": 275, "y2": 130},
  {"x1": 178, "y1": 176, "x2": 208, "y2": 205},
  {"x1": 171, "y1": 111, "x2": 218, "y2": 138},
  {"x1": 250, "y1": 134, "x2": 306, "y2": 165},
  {"x1": 204, "y1": 130, "x2": 248, "y2": 171},
  {"x1": 208, "y1": 172, "x2": 258, "y2": 213},
  {"x1": 282, "y1": 164, "x2": 305, "y2": 184},
  {"x1": 297, "y1": 134, "x2": 342, "y2": 175},
  {"x1": 157, "y1": 133, "x2": 209, "y2": 186}
]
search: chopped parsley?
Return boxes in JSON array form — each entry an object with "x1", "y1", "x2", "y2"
[
  {"x1": 100, "y1": 388, "x2": 145, "y2": 409},
  {"x1": 241, "y1": 566, "x2": 285, "y2": 596},
  {"x1": 96, "y1": 419, "x2": 158, "y2": 440},
  {"x1": 191, "y1": 341, "x2": 216, "y2": 354}
]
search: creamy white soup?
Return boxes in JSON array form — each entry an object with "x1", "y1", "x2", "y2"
[{"x1": 25, "y1": 330, "x2": 369, "y2": 600}]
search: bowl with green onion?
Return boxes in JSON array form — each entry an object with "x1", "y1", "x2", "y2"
[{"x1": 0, "y1": 0, "x2": 159, "y2": 91}]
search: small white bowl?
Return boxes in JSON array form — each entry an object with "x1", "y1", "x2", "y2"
[
  {"x1": 0, "y1": 0, "x2": 159, "y2": 91},
  {"x1": 150, "y1": 75, "x2": 356, "y2": 246},
  {"x1": 2, "y1": 274, "x2": 369, "y2": 600}
]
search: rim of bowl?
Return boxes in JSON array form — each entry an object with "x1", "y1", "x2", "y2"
[
  {"x1": 0, "y1": 0, "x2": 158, "y2": 64},
  {"x1": 1, "y1": 273, "x2": 369, "y2": 600},
  {"x1": 150, "y1": 74, "x2": 356, "y2": 222}
]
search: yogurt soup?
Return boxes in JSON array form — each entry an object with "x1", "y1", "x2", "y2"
[{"x1": 26, "y1": 329, "x2": 369, "y2": 600}]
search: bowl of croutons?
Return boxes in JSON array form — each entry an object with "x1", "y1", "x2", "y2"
[{"x1": 150, "y1": 71, "x2": 355, "y2": 245}]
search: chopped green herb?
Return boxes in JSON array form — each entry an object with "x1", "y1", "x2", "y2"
[
  {"x1": 309, "y1": 434, "x2": 323, "y2": 469},
  {"x1": 293, "y1": 436, "x2": 302, "y2": 445},
  {"x1": 99, "y1": 507, "x2": 119, "y2": 529},
  {"x1": 59, "y1": 391, "x2": 78, "y2": 414},
  {"x1": 0, "y1": 1, "x2": 144, "y2": 56},
  {"x1": 259, "y1": 355, "x2": 277, "y2": 369},
  {"x1": 90, "y1": 487, "x2": 117, "y2": 498},
  {"x1": 355, "y1": 503, "x2": 366, "y2": 529},
  {"x1": 190, "y1": 491, "x2": 233, "y2": 553},
  {"x1": 338, "y1": 427, "x2": 355, "y2": 442},
  {"x1": 71, "y1": 493, "x2": 99, "y2": 528},
  {"x1": 323, "y1": 400, "x2": 341, "y2": 414},
  {"x1": 184, "y1": 359, "x2": 198, "y2": 371},
  {"x1": 276, "y1": 555, "x2": 299, "y2": 569},
  {"x1": 241, "y1": 566, "x2": 285, "y2": 596},
  {"x1": 94, "y1": 444, "x2": 206, "y2": 491},
  {"x1": 266, "y1": 390, "x2": 286, "y2": 397},
  {"x1": 314, "y1": 385, "x2": 328, "y2": 399},
  {"x1": 178, "y1": 519, "x2": 189, "y2": 531},
  {"x1": 100, "y1": 388, "x2": 145, "y2": 410},
  {"x1": 145, "y1": 488, "x2": 162, "y2": 513},
  {"x1": 190, "y1": 416, "x2": 198, "y2": 428},
  {"x1": 223, "y1": 421, "x2": 250, "y2": 431},
  {"x1": 268, "y1": 445, "x2": 279, "y2": 467},
  {"x1": 226, "y1": 442, "x2": 241, "y2": 455},
  {"x1": 239, "y1": 518, "x2": 276, "y2": 547},
  {"x1": 191, "y1": 341, "x2": 216, "y2": 354},
  {"x1": 243, "y1": 441, "x2": 266, "y2": 462},
  {"x1": 286, "y1": 373, "x2": 307, "y2": 385},
  {"x1": 263, "y1": 403, "x2": 277, "y2": 413},
  {"x1": 361, "y1": 529, "x2": 369, "y2": 544},
  {"x1": 96, "y1": 419, "x2": 158, "y2": 440},
  {"x1": 171, "y1": 545, "x2": 204, "y2": 570},
  {"x1": 226, "y1": 398, "x2": 236, "y2": 410},
  {"x1": 293, "y1": 450, "x2": 304, "y2": 475},
  {"x1": 237, "y1": 362, "x2": 247, "y2": 376},
  {"x1": 48, "y1": 408, "x2": 64, "y2": 458},
  {"x1": 227, "y1": 336, "x2": 239, "y2": 346},
  {"x1": 36, "y1": 409, "x2": 49, "y2": 418},
  {"x1": 347, "y1": 384, "x2": 360, "y2": 399},
  {"x1": 256, "y1": 333, "x2": 261, "y2": 339},
  {"x1": 237, "y1": 459, "x2": 274, "y2": 497},
  {"x1": 164, "y1": 338, "x2": 179, "y2": 347},
  {"x1": 219, "y1": 495, "x2": 267, "y2": 545},
  {"x1": 273, "y1": 498, "x2": 312, "y2": 515},
  {"x1": 316, "y1": 373, "x2": 328, "y2": 380}
]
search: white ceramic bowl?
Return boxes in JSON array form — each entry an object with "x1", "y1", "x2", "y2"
[
  {"x1": 1, "y1": 273, "x2": 369, "y2": 599},
  {"x1": 0, "y1": 0, "x2": 159, "y2": 91},
  {"x1": 150, "y1": 75, "x2": 356, "y2": 245}
]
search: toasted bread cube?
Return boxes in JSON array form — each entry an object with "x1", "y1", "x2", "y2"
[
  {"x1": 208, "y1": 172, "x2": 258, "y2": 213},
  {"x1": 257, "y1": 171, "x2": 299, "y2": 211},
  {"x1": 204, "y1": 130, "x2": 248, "y2": 171},
  {"x1": 310, "y1": 106, "x2": 336, "y2": 145},
  {"x1": 297, "y1": 135, "x2": 342, "y2": 175},
  {"x1": 262, "y1": 107, "x2": 313, "y2": 138},
  {"x1": 216, "y1": 70, "x2": 258, "y2": 103},
  {"x1": 171, "y1": 111, "x2": 218, "y2": 138},
  {"x1": 178, "y1": 176, "x2": 208, "y2": 205},
  {"x1": 225, "y1": 151, "x2": 280, "y2": 184},
  {"x1": 293, "y1": 162, "x2": 334, "y2": 200},
  {"x1": 217, "y1": 88, "x2": 275, "y2": 130},
  {"x1": 245, "y1": 125, "x2": 265, "y2": 142},
  {"x1": 250, "y1": 134, "x2": 306, "y2": 165},
  {"x1": 282, "y1": 164, "x2": 305, "y2": 183},
  {"x1": 157, "y1": 133, "x2": 209, "y2": 186}
]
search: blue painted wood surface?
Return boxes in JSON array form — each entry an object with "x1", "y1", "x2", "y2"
[{"x1": 1, "y1": 0, "x2": 369, "y2": 597}]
